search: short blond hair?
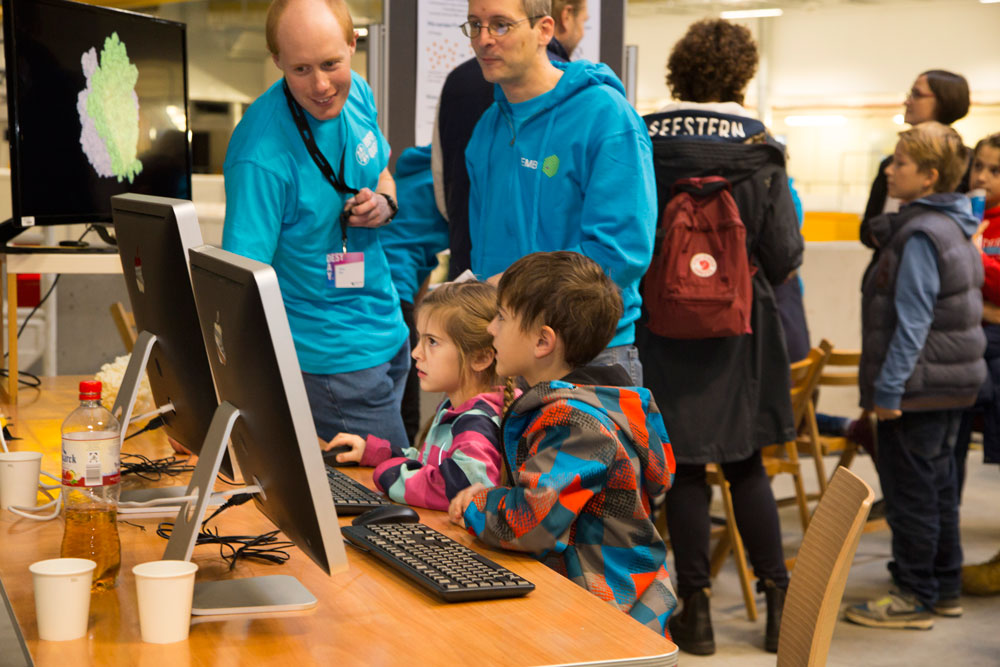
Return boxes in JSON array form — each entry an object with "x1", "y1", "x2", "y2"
[
  {"x1": 897, "y1": 121, "x2": 970, "y2": 193},
  {"x1": 266, "y1": 0, "x2": 354, "y2": 56}
]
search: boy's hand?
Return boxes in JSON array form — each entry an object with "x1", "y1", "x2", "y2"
[
  {"x1": 873, "y1": 405, "x2": 902, "y2": 421},
  {"x1": 320, "y1": 432, "x2": 366, "y2": 464},
  {"x1": 449, "y1": 482, "x2": 487, "y2": 527}
]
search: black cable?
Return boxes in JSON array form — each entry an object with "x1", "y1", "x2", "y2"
[
  {"x1": 0, "y1": 368, "x2": 41, "y2": 387},
  {"x1": 124, "y1": 416, "x2": 167, "y2": 441},
  {"x1": 120, "y1": 450, "x2": 194, "y2": 481},
  {"x1": 154, "y1": 493, "x2": 292, "y2": 570}
]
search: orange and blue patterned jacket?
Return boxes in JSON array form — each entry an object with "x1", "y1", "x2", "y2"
[{"x1": 462, "y1": 365, "x2": 678, "y2": 637}]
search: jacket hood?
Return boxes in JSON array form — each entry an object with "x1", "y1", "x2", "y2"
[
  {"x1": 495, "y1": 60, "x2": 626, "y2": 115},
  {"x1": 508, "y1": 365, "x2": 672, "y2": 499},
  {"x1": 393, "y1": 144, "x2": 432, "y2": 180},
  {"x1": 906, "y1": 193, "x2": 980, "y2": 238}
]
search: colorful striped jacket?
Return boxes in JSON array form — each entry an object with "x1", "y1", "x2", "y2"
[
  {"x1": 462, "y1": 365, "x2": 678, "y2": 637},
  {"x1": 361, "y1": 390, "x2": 504, "y2": 510}
]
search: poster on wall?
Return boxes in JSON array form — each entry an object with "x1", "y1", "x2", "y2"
[{"x1": 414, "y1": 0, "x2": 602, "y2": 146}]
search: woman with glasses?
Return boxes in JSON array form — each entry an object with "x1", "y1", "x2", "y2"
[{"x1": 862, "y1": 70, "x2": 971, "y2": 235}]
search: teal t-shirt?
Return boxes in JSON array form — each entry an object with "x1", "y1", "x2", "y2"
[{"x1": 222, "y1": 73, "x2": 406, "y2": 374}]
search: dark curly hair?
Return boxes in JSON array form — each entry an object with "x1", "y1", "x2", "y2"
[{"x1": 666, "y1": 19, "x2": 758, "y2": 105}]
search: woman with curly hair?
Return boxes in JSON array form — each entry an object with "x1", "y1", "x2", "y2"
[{"x1": 637, "y1": 18, "x2": 803, "y2": 655}]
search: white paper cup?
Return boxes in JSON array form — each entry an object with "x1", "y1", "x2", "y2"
[
  {"x1": 29, "y1": 558, "x2": 96, "y2": 641},
  {"x1": 133, "y1": 560, "x2": 198, "y2": 643},
  {"x1": 0, "y1": 450, "x2": 43, "y2": 510}
]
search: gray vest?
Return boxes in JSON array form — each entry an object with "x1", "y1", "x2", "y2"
[{"x1": 860, "y1": 207, "x2": 986, "y2": 411}]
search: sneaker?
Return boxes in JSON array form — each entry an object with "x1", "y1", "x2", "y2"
[
  {"x1": 932, "y1": 597, "x2": 963, "y2": 617},
  {"x1": 844, "y1": 591, "x2": 934, "y2": 630},
  {"x1": 962, "y1": 551, "x2": 1000, "y2": 595}
]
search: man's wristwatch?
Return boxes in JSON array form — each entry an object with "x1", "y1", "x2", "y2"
[{"x1": 379, "y1": 192, "x2": 398, "y2": 223}]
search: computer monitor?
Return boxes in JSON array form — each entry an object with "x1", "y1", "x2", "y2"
[
  {"x1": 110, "y1": 193, "x2": 233, "y2": 486},
  {"x1": 161, "y1": 245, "x2": 346, "y2": 614},
  {"x1": 1, "y1": 0, "x2": 192, "y2": 241}
]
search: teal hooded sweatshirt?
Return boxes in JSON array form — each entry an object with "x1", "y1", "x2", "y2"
[{"x1": 465, "y1": 60, "x2": 657, "y2": 347}]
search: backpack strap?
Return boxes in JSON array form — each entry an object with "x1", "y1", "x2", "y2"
[{"x1": 672, "y1": 176, "x2": 731, "y2": 198}]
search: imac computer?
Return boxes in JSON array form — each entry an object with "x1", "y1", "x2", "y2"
[
  {"x1": 2, "y1": 0, "x2": 192, "y2": 242},
  {"x1": 162, "y1": 245, "x2": 346, "y2": 614},
  {"x1": 110, "y1": 194, "x2": 233, "y2": 503}
]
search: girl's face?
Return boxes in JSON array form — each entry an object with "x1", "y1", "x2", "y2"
[
  {"x1": 972, "y1": 145, "x2": 1000, "y2": 210},
  {"x1": 904, "y1": 75, "x2": 938, "y2": 125},
  {"x1": 411, "y1": 310, "x2": 464, "y2": 397},
  {"x1": 885, "y1": 144, "x2": 937, "y2": 204}
]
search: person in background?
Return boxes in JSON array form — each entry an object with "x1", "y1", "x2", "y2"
[
  {"x1": 222, "y1": 0, "x2": 409, "y2": 450},
  {"x1": 636, "y1": 18, "x2": 802, "y2": 655},
  {"x1": 861, "y1": 70, "x2": 971, "y2": 235},
  {"x1": 378, "y1": 145, "x2": 450, "y2": 444},
  {"x1": 325, "y1": 281, "x2": 505, "y2": 511},
  {"x1": 847, "y1": 121, "x2": 985, "y2": 630},
  {"x1": 462, "y1": 0, "x2": 655, "y2": 386},
  {"x1": 448, "y1": 251, "x2": 677, "y2": 638},
  {"x1": 432, "y1": 0, "x2": 588, "y2": 278},
  {"x1": 956, "y1": 133, "x2": 1000, "y2": 597}
]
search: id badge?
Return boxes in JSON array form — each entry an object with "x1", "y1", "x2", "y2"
[{"x1": 328, "y1": 252, "x2": 365, "y2": 288}]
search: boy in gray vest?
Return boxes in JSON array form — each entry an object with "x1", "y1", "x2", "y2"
[{"x1": 847, "y1": 121, "x2": 986, "y2": 630}]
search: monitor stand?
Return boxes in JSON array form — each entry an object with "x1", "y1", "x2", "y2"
[
  {"x1": 112, "y1": 331, "x2": 226, "y2": 507},
  {"x1": 161, "y1": 401, "x2": 318, "y2": 615}
]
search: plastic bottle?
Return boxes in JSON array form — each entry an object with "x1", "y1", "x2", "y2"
[
  {"x1": 60, "y1": 380, "x2": 122, "y2": 592},
  {"x1": 970, "y1": 188, "x2": 987, "y2": 222}
]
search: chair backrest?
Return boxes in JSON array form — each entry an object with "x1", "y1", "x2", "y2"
[
  {"x1": 818, "y1": 348, "x2": 860, "y2": 387},
  {"x1": 789, "y1": 339, "x2": 833, "y2": 427},
  {"x1": 776, "y1": 466, "x2": 874, "y2": 667}
]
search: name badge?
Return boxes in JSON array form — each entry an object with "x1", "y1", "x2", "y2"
[{"x1": 327, "y1": 252, "x2": 364, "y2": 288}]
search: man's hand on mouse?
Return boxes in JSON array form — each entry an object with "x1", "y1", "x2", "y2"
[
  {"x1": 448, "y1": 482, "x2": 486, "y2": 527},
  {"x1": 320, "y1": 432, "x2": 366, "y2": 464}
]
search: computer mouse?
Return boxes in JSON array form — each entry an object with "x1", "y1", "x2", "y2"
[
  {"x1": 324, "y1": 444, "x2": 358, "y2": 467},
  {"x1": 351, "y1": 504, "x2": 420, "y2": 526}
]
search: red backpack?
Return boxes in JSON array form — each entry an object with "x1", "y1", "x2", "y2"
[{"x1": 644, "y1": 176, "x2": 754, "y2": 339}]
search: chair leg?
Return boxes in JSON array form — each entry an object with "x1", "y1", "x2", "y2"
[
  {"x1": 782, "y1": 441, "x2": 812, "y2": 532},
  {"x1": 717, "y1": 468, "x2": 757, "y2": 622},
  {"x1": 804, "y1": 403, "x2": 829, "y2": 496}
]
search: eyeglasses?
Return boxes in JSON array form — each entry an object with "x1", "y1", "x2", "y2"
[
  {"x1": 460, "y1": 16, "x2": 544, "y2": 38},
  {"x1": 906, "y1": 88, "x2": 935, "y2": 101}
]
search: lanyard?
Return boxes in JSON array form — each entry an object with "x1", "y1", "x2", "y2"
[{"x1": 282, "y1": 79, "x2": 357, "y2": 252}]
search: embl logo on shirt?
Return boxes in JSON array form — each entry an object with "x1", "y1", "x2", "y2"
[
  {"x1": 520, "y1": 157, "x2": 538, "y2": 170},
  {"x1": 356, "y1": 131, "x2": 378, "y2": 166}
]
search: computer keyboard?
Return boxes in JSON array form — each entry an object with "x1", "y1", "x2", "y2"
[
  {"x1": 341, "y1": 522, "x2": 535, "y2": 602},
  {"x1": 326, "y1": 465, "x2": 391, "y2": 515}
]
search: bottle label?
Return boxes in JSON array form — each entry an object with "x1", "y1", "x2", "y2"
[{"x1": 62, "y1": 431, "x2": 120, "y2": 488}]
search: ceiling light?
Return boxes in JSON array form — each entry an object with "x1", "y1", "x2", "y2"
[
  {"x1": 720, "y1": 8, "x2": 783, "y2": 19},
  {"x1": 784, "y1": 115, "x2": 847, "y2": 127},
  {"x1": 980, "y1": 0, "x2": 1000, "y2": 4},
  {"x1": 893, "y1": 114, "x2": 905, "y2": 125}
]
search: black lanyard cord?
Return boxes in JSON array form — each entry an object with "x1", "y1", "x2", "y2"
[{"x1": 283, "y1": 79, "x2": 358, "y2": 252}]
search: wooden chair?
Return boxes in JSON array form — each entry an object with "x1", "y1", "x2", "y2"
[
  {"x1": 798, "y1": 348, "x2": 865, "y2": 486},
  {"x1": 707, "y1": 339, "x2": 832, "y2": 621},
  {"x1": 777, "y1": 466, "x2": 874, "y2": 666},
  {"x1": 110, "y1": 301, "x2": 138, "y2": 352}
]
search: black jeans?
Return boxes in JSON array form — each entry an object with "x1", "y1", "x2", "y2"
[
  {"x1": 878, "y1": 409, "x2": 962, "y2": 605},
  {"x1": 666, "y1": 451, "x2": 789, "y2": 599}
]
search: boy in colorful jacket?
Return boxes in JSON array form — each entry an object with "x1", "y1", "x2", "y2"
[{"x1": 449, "y1": 251, "x2": 677, "y2": 638}]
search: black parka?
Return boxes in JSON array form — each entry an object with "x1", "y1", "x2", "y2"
[{"x1": 636, "y1": 114, "x2": 804, "y2": 464}]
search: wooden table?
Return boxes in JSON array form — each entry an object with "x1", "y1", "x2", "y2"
[{"x1": 0, "y1": 377, "x2": 678, "y2": 666}]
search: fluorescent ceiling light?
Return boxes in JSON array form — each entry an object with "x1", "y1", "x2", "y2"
[
  {"x1": 720, "y1": 8, "x2": 783, "y2": 18},
  {"x1": 784, "y1": 115, "x2": 847, "y2": 127},
  {"x1": 980, "y1": 0, "x2": 1000, "y2": 4},
  {"x1": 356, "y1": 27, "x2": 369, "y2": 38}
]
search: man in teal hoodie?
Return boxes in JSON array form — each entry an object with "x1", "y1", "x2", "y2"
[{"x1": 462, "y1": 0, "x2": 656, "y2": 385}]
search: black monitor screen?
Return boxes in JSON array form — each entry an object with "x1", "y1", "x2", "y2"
[{"x1": 3, "y1": 0, "x2": 191, "y2": 228}]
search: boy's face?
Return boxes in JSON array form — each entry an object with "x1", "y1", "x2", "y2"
[
  {"x1": 972, "y1": 145, "x2": 1000, "y2": 210},
  {"x1": 885, "y1": 144, "x2": 937, "y2": 204},
  {"x1": 486, "y1": 301, "x2": 537, "y2": 381}
]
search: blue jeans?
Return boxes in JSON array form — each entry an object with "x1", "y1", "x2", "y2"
[
  {"x1": 591, "y1": 344, "x2": 643, "y2": 386},
  {"x1": 303, "y1": 341, "x2": 411, "y2": 450},
  {"x1": 877, "y1": 409, "x2": 963, "y2": 605}
]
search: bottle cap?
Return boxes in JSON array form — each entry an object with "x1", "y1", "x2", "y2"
[{"x1": 79, "y1": 380, "x2": 102, "y2": 401}]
